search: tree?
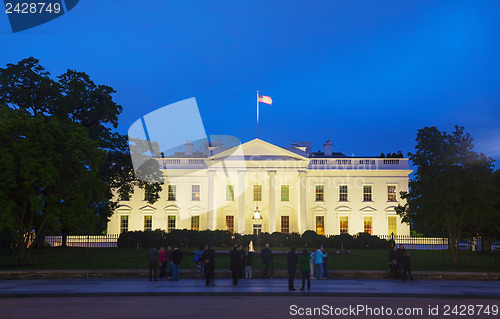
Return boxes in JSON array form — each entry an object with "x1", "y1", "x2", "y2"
[
  {"x1": 396, "y1": 126, "x2": 499, "y2": 264},
  {"x1": 0, "y1": 57, "x2": 163, "y2": 262},
  {"x1": 0, "y1": 106, "x2": 107, "y2": 264}
]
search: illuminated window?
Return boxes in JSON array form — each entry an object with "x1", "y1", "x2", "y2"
[
  {"x1": 339, "y1": 216, "x2": 348, "y2": 234},
  {"x1": 281, "y1": 216, "x2": 290, "y2": 234},
  {"x1": 339, "y1": 185, "x2": 348, "y2": 202},
  {"x1": 363, "y1": 185, "x2": 372, "y2": 202},
  {"x1": 168, "y1": 185, "x2": 176, "y2": 201},
  {"x1": 387, "y1": 185, "x2": 397, "y2": 202},
  {"x1": 315, "y1": 185, "x2": 324, "y2": 202},
  {"x1": 226, "y1": 216, "x2": 234, "y2": 233},
  {"x1": 226, "y1": 185, "x2": 234, "y2": 201},
  {"x1": 316, "y1": 216, "x2": 325, "y2": 235},
  {"x1": 144, "y1": 216, "x2": 152, "y2": 231},
  {"x1": 281, "y1": 185, "x2": 289, "y2": 201},
  {"x1": 192, "y1": 185, "x2": 200, "y2": 201},
  {"x1": 364, "y1": 217, "x2": 372, "y2": 235},
  {"x1": 388, "y1": 216, "x2": 397, "y2": 235},
  {"x1": 253, "y1": 185, "x2": 262, "y2": 201},
  {"x1": 168, "y1": 216, "x2": 176, "y2": 232},
  {"x1": 120, "y1": 216, "x2": 128, "y2": 234},
  {"x1": 191, "y1": 216, "x2": 200, "y2": 231}
]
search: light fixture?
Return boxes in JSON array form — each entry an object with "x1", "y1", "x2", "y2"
[{"x1": 252, "y1": 206, "x2": 263, "y2": 220}]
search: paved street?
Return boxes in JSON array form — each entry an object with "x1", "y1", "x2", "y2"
[
  {"x1": 1, "y1": 296, "x2": 500, "y2": 319},
  {"x1": 1, "y1": 278, "x2": 500, "y2": 298}
]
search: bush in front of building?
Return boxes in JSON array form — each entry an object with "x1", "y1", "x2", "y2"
[{"x1": 117, "y1": 230, "x2": 393, "y2": 250}]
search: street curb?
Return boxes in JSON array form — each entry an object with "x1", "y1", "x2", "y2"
[
  {"x1": 2, "y1": 269, "x2": 500, "y2": 281},
  {"x1": 1, "y1": 291, "x2": 500, "y2": 299}
]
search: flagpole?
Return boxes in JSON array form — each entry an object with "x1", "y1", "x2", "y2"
[{"x1": 256, "y1": 90, "x2": 259, "y2": 139}]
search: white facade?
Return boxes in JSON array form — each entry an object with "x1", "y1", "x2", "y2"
[{"x1": 107, "y1": 139, "x2": 412, "y2": 236}]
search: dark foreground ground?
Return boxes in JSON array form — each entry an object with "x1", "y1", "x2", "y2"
[{"x1": 1, "y1": 296, "x2": 500, "y2": 319}]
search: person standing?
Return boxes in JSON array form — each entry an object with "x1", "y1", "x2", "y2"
[
  {"x1": 287, "y1": 246, "x2": 299, "y2": 291},
  {"x1": 239, "y1": 245, "x2": 245, "y2": 279},
  {"x1": 299, "y1": 249, "x2": 311, "y2": 291},
  {"x1": 314, "y1": 246, "x2": 327, "y2": 279},
  {"x1": 260, "y1": 244, "x2": 273, "y2": 279},
  {"x1": 401, "y1": 251, "x2": 414, "y2": 283},
  {"x1": 244, "y1": 247, "x2": 253, "y2": 279},
  {"x1": 322, "y1": 250, "x2": 328, "y2": 279},
  {"x1": 147, "y1": 247, "x2": 159, "y2": 281},
  {"x1": 167, "y1": 245, "x2": 173, "y2": 279},
  {"x1": 202, "y1": 244, "x2": 216, "y2": 286},
  {"x1": 309, "y1": 251, "x2": 315, "y2": 279},
  {"x1": 389, "y1": 245, "x2": 398, "y2": 280},
  {"x1": 194, "y1": 244, "x2": 205, "y2": 281},
  {"x1": 158, "y1": 247, "x2": 167, "y2": 279},
  {"x1": 396, "y1": 244, "x2": 406, "y2": 279},
  {"x1": 171, "y1": 246, "x2": 183, "y2": 281},
  {"x1": 230, "y1": 245, "x2": 242, "y2": 285}
]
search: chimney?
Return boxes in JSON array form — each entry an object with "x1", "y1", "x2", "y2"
[
  {"x1": 184, "y1": 140, "x2": 193, "y2": 156},
  {"x1": 323, "y1": 140, "x2": 333, "y2": 156}
]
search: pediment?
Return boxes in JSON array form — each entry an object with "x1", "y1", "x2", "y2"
[
  {"x1": 360, "y1": 206, "x2": 377, "y2": 213},
  {"x1": 208, "y1": 138, "x2": 309, "y2": 161},
  {"x1": 385, "y1": 206, "x2": 397, "y2": 212},
  {"x1": 139, "y1": 205, "x2": 156, "y2": 211},
  {"x1": 117, "y1": 204, "x2": 132, "y2": 210},
  {"x1": 311, "y1": 205, "x2": 327, "y2": 212},
  {"x1": 335, "y1": 205, "x2": 352, "y2": 212},
  {"x1": 164, "y1": 204, "x2": 180, "y2": 211}
]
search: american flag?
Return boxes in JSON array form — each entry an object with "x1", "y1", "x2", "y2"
[{"x1": 258, "y1": 94, "x2": 272, "y2": 105}]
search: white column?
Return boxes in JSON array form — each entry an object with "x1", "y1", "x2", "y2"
[
  {"x1": 207, "y1": 170, "x2": 215, "y2": 230},
  {"x1": 238, "y1": 170, "x2": 246, "y2": 234},
  {"x1": 268, "y1": 170, "x2": 276, "y2": 233},
  {"x1": 298, "y1": 170, "x2": 307, "y2": 234}
]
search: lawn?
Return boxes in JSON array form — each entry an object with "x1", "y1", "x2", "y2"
[{"x1": 1, "y1": 247, "x2": 500, "y2": 272}]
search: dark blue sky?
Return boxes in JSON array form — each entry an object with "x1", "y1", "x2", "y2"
[{"x1": 2, "y1": 1, "x2": 499, "y2": 163}]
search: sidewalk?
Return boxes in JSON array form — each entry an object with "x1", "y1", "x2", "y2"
[{"x1": 1, "y1": 278, "x2": 500, "y2": 298}]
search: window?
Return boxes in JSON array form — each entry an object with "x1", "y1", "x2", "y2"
[
  {"x1": 281, "y1": 185, "x2": 290, "y2": 201},
  {"x1": 315, "y1": 185, "x2": 324, "y2": 201},
  {"x1": 364, "y1": 217, "x2": 372, "y2": 235},
  {"x1": 168, "y1": 185, "x2": 176, "y2": 201},
  {"x1": 191, "y1": 216, "x2": 200, "y2": 231},
  {"x1": 167, "y1": 216, "x2": 176, "y2": 232},
  {"x1": 192, "y1": 185, "x2": 200, "y2": 201},
  {"x1": 225, "y1": 216, "x2": 234, "y2": 233},
  {"x1": 281, "y1": 216, "x2": 290, "y2": 234},
  {"x1": 253, "y1": 185, "x2": 262, "y2": 201},
  {"x1": 387, "y1": 185, "x2": 397, "y2": 202},
  {"x1": 339, "y1": 216, "x2": 348, "y2": 234},
  {"x1": 339, "y1": 185, "x2": 348, "y2": 202},
  {"x1": 363, "y1": 185, "x2": 372, "y2": 201},
  {"x1": 388, "y1": 216, "x2": 397, "y2": 235},
  {"x1": 316, "y1": 216, "x2": 325, "y2": 235},
  {"x1": 120, "y1": 216, "x2": 128, "y2": 234},
  {"x1": 253, "y1": 224, "x2": 262, "y2": 236},
  {"x1": 144, "y1": 216, "x2": 152, "y2": 231},
  {"x1": 226, "y1": 185, "x2": 234, "y2": 201}
]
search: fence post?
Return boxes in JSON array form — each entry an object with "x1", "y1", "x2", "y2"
[
  {"x1": 136, "y1": 237, "x2": 139, "y2": 269},
  {"x1": 86, "y1": 235, "x2": 90, "y2": 272}
]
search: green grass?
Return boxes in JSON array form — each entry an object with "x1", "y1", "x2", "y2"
[{"x1": 1, "y1": 247, "x2": 500, "y2": 272}]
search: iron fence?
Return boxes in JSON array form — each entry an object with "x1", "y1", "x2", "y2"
[{"x1": 1, "y1": 234, "x2": 499, "y2": 273}]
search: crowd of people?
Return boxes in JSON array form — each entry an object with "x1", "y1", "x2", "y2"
[{"x1": 146, "y1": 243, "x2": 412, "y2": 288}]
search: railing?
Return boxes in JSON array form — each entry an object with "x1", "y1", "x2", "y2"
[
  {"x1": 1, "y1": 235, "x2": 499, "y2": 273},
  {"x1": 159, "y1": 158, "x2": 206, "y2": 169},
  {"x1": 309, "y1": 158, "x2": 409, "y2": 169}
]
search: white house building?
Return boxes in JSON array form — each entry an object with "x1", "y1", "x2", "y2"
[{"x1": 107, "y1": 138, "x2": 412, "y2": 236}]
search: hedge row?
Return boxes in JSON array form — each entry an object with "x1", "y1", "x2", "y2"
[{"x1": 117, "y1": 229, "x2": 393, "y2": 250}]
